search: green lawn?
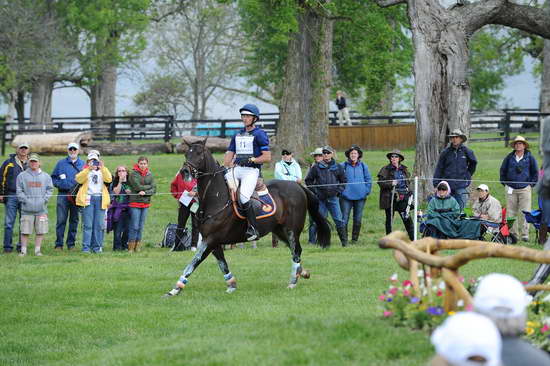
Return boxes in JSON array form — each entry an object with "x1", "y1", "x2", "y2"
[{"x1": 0, "y1": 140, "x2": 544, "y2": 365}]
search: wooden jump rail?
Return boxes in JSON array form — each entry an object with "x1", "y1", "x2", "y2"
[{"x1": 378, "y1": 231, "x2": 550, "y2": 312}]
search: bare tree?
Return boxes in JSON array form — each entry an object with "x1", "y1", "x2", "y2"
[
  {"x1": 541, "y1": 0, "x2": 550, "y2": 113},
  {"x1": 138, "y1": 0, "x2": 243, "y2": 120},
  {"x1": 374, "y1": 0, "x2": 550, "y2": 197}
]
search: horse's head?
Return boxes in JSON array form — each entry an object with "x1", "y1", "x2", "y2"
[{"x1": 181, "y1": 137, "x2": 209, "y2": 180}]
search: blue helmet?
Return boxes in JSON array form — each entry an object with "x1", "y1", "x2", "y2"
[{"x1": 239, "y1": 104, "x2": 260, "y2": 120}]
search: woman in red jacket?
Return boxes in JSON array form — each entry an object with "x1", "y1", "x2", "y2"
[{"x1": 170, "y1": 170, "x2": 199, "y2": 250}]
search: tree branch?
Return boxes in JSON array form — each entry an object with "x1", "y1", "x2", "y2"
[
  {"x1": 372, "y1": 0, "x2": 406, "y2": 8},
  {"x1": 213, "y1": 84, "x2": 276, "y2": 105}
]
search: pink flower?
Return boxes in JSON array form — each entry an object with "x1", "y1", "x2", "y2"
[
  {"x1": 436, "y1": 290, "x2": 443, "y2": 297},
  {"x1": 402, "y1": 280, "x2": 412, "y2": 287},
  {"x1": 378, "y1": 294, "x2": 386, "y2": 301},
  {"x1": 390, "y1": 273, "x2": 398, "y2": 282},
  {"x1": 383, "y1": 311, "x2": 393, "y2": 317},
  {"x1": 403, "y1": 289, "x2": 411, "y2": 296},
  {"x1": 465, "y1": 304, "x2": 473, "y2": 311},
  {"x1": 541, "y1": 325, "x2": 550, "y2": 333},
  {"x1": 458, "y1": 276, "x2": 465, "y2": 283},
  {"x1": 388, "y1": 287, "x2": 398, "y2": 295}
]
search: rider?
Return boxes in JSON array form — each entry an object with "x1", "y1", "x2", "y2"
[{"x1": 224, "y1": 104, "x2": 271, "y2": 241}]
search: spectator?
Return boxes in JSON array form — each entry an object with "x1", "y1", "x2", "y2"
[
  {"x1": 274, "y1": 149, "x2": 302, "y2": 183},
  {"x1": 75, "y1": 151, "x2": 112, "y2": 253},
  {"x1": 430, "y1": 312, "x2": 502, "y2": 366},
  {"x1": 107, "y1": 166, "x2": 131, "y2": 251},
  {"x1": 474, "y1": 273, "x2": 550, "y2": 366},
  {"x1": 340, "y1": 145, "x2": 371, "y2": 243},
  {"x1": 433, "y1": 129, "x2": 477, "y2": 211},
  {"x1": 307, "y1": 147, "x2": 324, "y2": 245},
  {"x1": 499, "y1": 135, "x2": 538, "y2": 242},
  {"x1": 335, "y1": 90, "x2": 351, "y2": 126},
  {"x1": 170, "y1": 168, "x2": 199, "y2": 251},
  {"x1": 127, "y1": 156, "x2": 156, "y2": 252},
  {"x1": 15, "y1": 154, "x2": 53, "y2": 257},
  {"x1": 0, "y1": 142, "x2": 29, "y2": 253},
  {"x1": 377, "y1": 150, "x2": 414, "y2": 240},
  {"x1": 51, "y1": 142, "x2": 85, "y2": 251},
  {"x1": 305, "y1": 145, "x2": 348, "y2": 246},
  {"x1": 472, "y1": 184, "x2": 502, "y2": 223}
]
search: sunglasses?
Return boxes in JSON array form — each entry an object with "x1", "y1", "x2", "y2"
[
  {"x1": 390, "y1": 155, "x2": 400, "y2": 158},
  {"x1": 322, "y1": 151, "x2": 332, "y2": 155},
  {"x1": 18, "y1": 147, "x2": 28, "y2": 150},
  {"x1": 68, "y1": 147, "x2": 78, "y2": 151},
  {"x1": 282, "y1": 152, "x2": 291, "y2": 156}
]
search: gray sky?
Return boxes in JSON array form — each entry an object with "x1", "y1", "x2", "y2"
[{"x1": 0, "y1": 58, "x2": 541, "y2": 118}]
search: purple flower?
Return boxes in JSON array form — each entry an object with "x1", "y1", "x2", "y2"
[
  {"x1": 426, "y1": 306, "x2": 444, "y2": 316},
  {"x1": 410, "y1": 297, "x2": 420, "y2": 304},
  {"x1": 386, "y1": 297, "x2": 393, "y2": 302}
]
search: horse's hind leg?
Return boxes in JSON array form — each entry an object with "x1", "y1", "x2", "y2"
[
  {"x1": 164, "y1": 240, "x2": 213, "y2": 297},
  {"x1": 212, "y1": 245, "x2": 237, "y2": 293},
  {"x1": 286, "y1": 228, "x2": 310, "y2": 289}
]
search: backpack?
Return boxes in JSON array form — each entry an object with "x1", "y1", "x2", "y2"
[{"x1": 160, "y1": 223, "x2": 192, "y2": 251}]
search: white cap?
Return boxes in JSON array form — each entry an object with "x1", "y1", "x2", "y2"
[
  {"x1": 476, "y1": 184, "x2": 490, "y2": 192},
  {"x1": 17, "y1": 142, "x2": 30, "y2": 149},
  {"x1": 87, "y1": 152, "x2": 99, "y2": 161},
  {"x1": 89, "y1": 149, "x2": 100, "y2": 157},
  {"x1": 474, "y1": 273, "x2": 531, "y2": 318},
  {"x1": 431, "y1": 312, "x2": 501, "y2": 366},
  {"x1": 67, "y1": 142, "x2": 80, "y2": 150}
]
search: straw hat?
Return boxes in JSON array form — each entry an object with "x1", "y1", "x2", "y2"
[
  {"x1": 510, "y1": 135, "x2": 529, "y2": 149},
  {"x1": 386, "y1": 149, "x2": 404, "y2": 162},
  {"x1": 448, "y1": 129, "x2": 467, "y2": 142}
]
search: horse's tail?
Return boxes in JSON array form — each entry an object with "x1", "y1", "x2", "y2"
[{"x1": 301, "y1": 185, "x2": 331, "y2": 248}]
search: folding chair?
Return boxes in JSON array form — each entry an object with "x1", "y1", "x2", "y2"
[
  {"x1": 522, "y1": 209, "x2": 541, "y2": 243},
  {"x1": 484, "y1": 208, "x2": 516, "y2": 244}
]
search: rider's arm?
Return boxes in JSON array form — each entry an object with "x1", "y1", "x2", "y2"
[
  {"x1": 224, "y1": 151, "x2": 235, "y2": 167},
  {"x1": 251, "y1": 151, "x2": 271, "y2": 165}
]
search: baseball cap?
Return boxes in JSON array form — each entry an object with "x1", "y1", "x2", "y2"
[
  {"x1": 473, "y1": 273, "x2": 531, "y2": 318},
  {"x1": 476, "y1": 184, "x2": 489, "y2": 191},
  {"x1": 28, "y1": 153, "x2": 40, "y2": 162},
  {"x1": 18, "y1": 142, "x2": 30, "y2": 149},
  {"x1": 310, "y1": 147, "x2": 323, "y2": 156},
  {"x1": 68, "y1": 142, "x2": 80, "y2": 150},
  {"x1": 87, "y1": 152, "x2": 99, "y2": 161},
  {"x1": 281, "y1": 149, "x2": 292, "y2": 155},
  {"x1": 431, "y1": 312, "x2": 501, "y2": 366},
  {"x1": 322, "y1": 145, "x2": 334, "y2": 154}
]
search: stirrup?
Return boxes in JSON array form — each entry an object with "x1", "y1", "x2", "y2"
[{"x1": 163, "y1": 287, "x2": 182, "y2": 298}]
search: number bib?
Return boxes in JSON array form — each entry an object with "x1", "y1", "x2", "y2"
[{"x1": 235, "y1": 135, "x2": 254, "y2": 157}]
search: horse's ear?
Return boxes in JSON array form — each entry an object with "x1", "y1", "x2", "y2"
[
  {"x1": 183, "y1": 139, "x2": 192, "y2": 148},
  {"x1": 202, "y1": 136, "x2": 208, "y2": 146}
]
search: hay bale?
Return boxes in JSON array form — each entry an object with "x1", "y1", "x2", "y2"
[{"x1": 12, "y1": 132, "x2": 92, "y2": 154}]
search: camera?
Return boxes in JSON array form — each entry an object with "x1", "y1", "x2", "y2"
[{"x1": 92, "y1": 159, "x2": 100, "y2": 167}]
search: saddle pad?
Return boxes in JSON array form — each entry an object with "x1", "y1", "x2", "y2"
[{"x1": 232, "y1": 190, "x2": 277, "y2": 220}]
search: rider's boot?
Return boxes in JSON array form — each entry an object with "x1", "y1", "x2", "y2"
[{"x1": 243, "y1": 201, "x2": 259, "y2": 241}]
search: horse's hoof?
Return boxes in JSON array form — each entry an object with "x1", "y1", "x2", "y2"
[
  {"x1": 226, "y1": 286, "x2": 237, "y2": 294},
  {"x1": 300, "y1": 270, "x2": 310, "y2": 279},
  {"x1": 287, "y1": 283, "x2": 297, "y2": 289},
  {"x1": 162, "y1": 287, "x2": 182, "y2": 298}
]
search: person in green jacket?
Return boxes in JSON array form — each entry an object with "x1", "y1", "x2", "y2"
[{"x1": 127, "y1": 156, "x2": 156, "y2": 252}]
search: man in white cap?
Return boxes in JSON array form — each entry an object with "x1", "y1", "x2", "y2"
[
  {"x1": 433, "y1": 129, "x2": 477, "y2": 212},
  {"x1": 472, "y1": 184, "x2": 502, "y2": 223},
  {"x1": 499, "y1": 135, "x2": 538, "y2": 242},
  {"x1": 474, "y1": 273, "x2": 550, "y2": 366},
  {"x1": 0, "y1": 142, "x2": 30, "y2": 253},
  {"x1": 51, "y1": 142, "x2": 85, "y2": 250},
  {"x1": 430, "y1": 311, "x2": 502, "y2": 366}
]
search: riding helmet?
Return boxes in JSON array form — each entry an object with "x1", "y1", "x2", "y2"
[{"x1": 239, "y1": 104, "x2": 260, "y2": 120}]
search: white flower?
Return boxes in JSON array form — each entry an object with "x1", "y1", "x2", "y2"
[
  {"x1": 439, "y1": 281, "x2": 446, "y2": 290},
  {"x1": 390, "y1": 273, "x2": 398, "y2": 282},
  {"x1": 457, "y1": 299, "x2": 464, "y2": 307},
  {"x1": 417, "y1": 270, "x2": 424, "y2": 278}
]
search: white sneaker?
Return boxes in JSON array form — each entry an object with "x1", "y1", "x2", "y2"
[
  {"x1": 191, "y1": 247, "x2": 197, "y2": 252},
  {"x1": 35, "y1": 251, "x2": 42, "y2": 256}
]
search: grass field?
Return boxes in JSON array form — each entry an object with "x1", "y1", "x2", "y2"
[{"x1": 0, "y1": 140, "x2": 543, "y2": 365}]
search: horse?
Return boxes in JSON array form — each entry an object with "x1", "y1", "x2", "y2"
[{"x1": 164, "y1": 139, "x2": 331, "y2": 296}]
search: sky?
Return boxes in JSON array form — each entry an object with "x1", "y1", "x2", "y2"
[{"x1": 0, "y1": 58, "x2": 541, "y2": 119}]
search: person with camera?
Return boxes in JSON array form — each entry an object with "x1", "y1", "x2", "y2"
[
  {"x1": 107, "y1": 166, "x2": 131, "y2": 251},
  {"x1": 500, "y1": 136, "x2": 538, "y2": 242},
  {"x1": 75, "y1": 151, "x2": 112, "y2": 253},
  {"x1": 51, "y1": 142, "x2": 85, "y2": 251}
]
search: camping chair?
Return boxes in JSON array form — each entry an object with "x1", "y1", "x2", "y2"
[
  {"x1": 522, "y1": 209, "x2": 541, "y2": 243},
  {"x1": 483, "y1": 208, "x2": 516, "y2": 244}
]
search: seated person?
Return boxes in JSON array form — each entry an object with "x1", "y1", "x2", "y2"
[
  {"x1": 472, "y1": 184, "x2": 502, "y2": 223},
  {"x1": 425, "y1": 181, "x2": 481, "y2": 239}
]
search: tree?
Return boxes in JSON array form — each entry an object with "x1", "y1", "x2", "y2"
[
  {"x1": 541, "y1": 1, "x2": 550, "y2": 113},
  {"x1": 374, "y1": 0, "x2": 550, "y2": 197},
  {"x1": 135, "y1": 0, "x2": 243, "y2": 120}
]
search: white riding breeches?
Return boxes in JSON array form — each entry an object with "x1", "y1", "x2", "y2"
[{"x1": 225, "y1": 166, "x2": 259, "y2": 204}]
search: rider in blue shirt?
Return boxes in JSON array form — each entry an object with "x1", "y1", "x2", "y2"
[{"x1": 224, "y1": 104, "x2": 271, "y2": 241}]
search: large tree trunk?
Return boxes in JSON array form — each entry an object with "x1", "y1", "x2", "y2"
[
  {"x1": 277, "y1": 1, "x2": 333, "y2": 158},
  {"x1": 5, "y1": 90, "x2": 17, "y2": 124},
  {"x1": 15, "y1": 91, "x2": 25, "y2": 124},
  {"x1": 542, "y1": 40, "x2": 550, "y2": 114},
  {"x1": 409, "y1": 0, "x2": 471, "y2": 198},
  {"x1": 90, "y1": 63, "x2": 117, "y2": 121},
  {"x1": 30, "y1": 76, "x2": 54, "y2": 126}
]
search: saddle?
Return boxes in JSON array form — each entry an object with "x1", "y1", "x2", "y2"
[{"x1": 231, "y1": 178, "x2": 277, "y2": 220}]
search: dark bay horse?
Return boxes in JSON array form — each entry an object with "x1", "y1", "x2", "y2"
[{"x1": 164, "y1": 139, "x2": 331, "y2": 296}]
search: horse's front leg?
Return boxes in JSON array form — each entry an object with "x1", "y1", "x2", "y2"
[
  {"x1": 212, "y1": 245, "x2": 237, "y2": 293},
  {"x1": 164, "y1": 238, "x2": 213, "y2": 297},
  {"x1": 286, "y1": 228, "x2": 310, "y2": 289}
]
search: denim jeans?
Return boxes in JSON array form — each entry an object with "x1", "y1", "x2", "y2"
[
  {"x1": 129, "y1": 207, "x2": 148, "y2": 242},
  {"x1": 318, "y1": 196, "x2": 344, "y2": 229},
  {"x1": 112, "y1": 210, "x2": 130, "y2": 250},
  {"x1": 55, "y1": 194, "x2": 80, "y2": 248},
  {"x1": 340, "y1": 198, "x2": 366, "y2": 227},
  {"x1": 3, "y1": 195, "x2": 21, "y2": 251},
  {"x1": 82, "y1": 195, "x2": 106, "y2": 253},
  {"x1": 451, "y1": 187, "x2": 469, "y2": 212}
]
